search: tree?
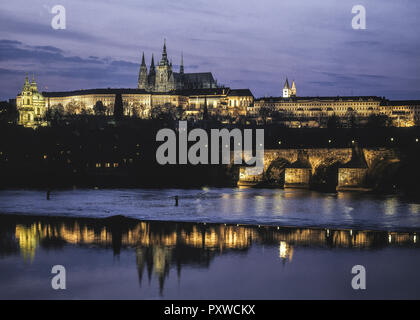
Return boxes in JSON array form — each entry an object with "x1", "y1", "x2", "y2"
[
  {"x1": 366, "y1": 114, "x2": 389, "y2": 128},
  {"x1": 94, "y1": 101, "x2": 106, "y2": 116},
  {"x1": 0, "y1": 100, "x2": 18, "y2": 124},
  {"x1": 114, "y1": 93, "x2": 123, "y2": 120},
  {"x1": 327, "y1": 114, "x2": 340, "y2": 129},
  {"x1": 259, "y1": 107, "x2": 271, "y2": 124},
  {"x1": 45, "y1": 104, "x2": 64, "y2": 125}
]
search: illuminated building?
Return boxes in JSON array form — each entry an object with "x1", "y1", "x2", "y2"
[
  {"x1": 15, "y1": 42, "x2": 254, "y2": 128},
  {"x1": 138, "y1": 40, "x2": 218, "y2": 92},
  {"x1": 16, "y1": 74, "x2": 47, "y2": 128},
  {"x1": 255, "y1": 80, "x2": 420, "y2": 128}
]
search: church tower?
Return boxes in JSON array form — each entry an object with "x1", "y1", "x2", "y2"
[
  {"x1": 155, "y1": 40, "x2": 174, "y2": 92},
  {"x1": 17, "y1": 74, "x2": 46, "y2": 128},
  {"x1": 291, "y1": 80, "x2": 297, "y2": 97},
  {"x1": 283, "y1": 78, "x2": 290, "y2": 98},
  {"x1": 137, "y1": 52, "x2": 148, "y2": 89}
]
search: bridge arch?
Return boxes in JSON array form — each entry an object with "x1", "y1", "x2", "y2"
[
  {"x1": 311, "y1": 157, "x2": 344, "y2": 190},
  {"x1": 366, "y1": 158, "x2": 401, "y2": 192},
  {"x1": 264, "y1": 158, "x2": 291, "y2": 186}
]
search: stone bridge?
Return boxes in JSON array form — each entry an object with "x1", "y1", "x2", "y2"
[{"x1": 237, "y1": 147, "x2": 400, "y2": 191}]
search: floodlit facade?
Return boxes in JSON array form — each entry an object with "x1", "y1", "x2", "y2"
[
  {"x1": 254, "y1": 78, "x2": 420, "y2": 127},
  {"x1": 16, "y1": 74, "x2": 47, "y2": 128},
  {"x1": 137, "y1": 41, "x2": 218, "y2": 92}
]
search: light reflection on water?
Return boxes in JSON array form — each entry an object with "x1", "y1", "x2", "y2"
[
  {"x1": 1, "y1": 214, "x2": 420, "y2": 299},
  {"x1": 1, "y1": 188, "x2": 420, "y2": 231}
]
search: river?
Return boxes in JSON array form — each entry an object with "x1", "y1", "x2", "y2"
[{"x1": 1, "y1": 188, "x2": 420, "y2": 299}]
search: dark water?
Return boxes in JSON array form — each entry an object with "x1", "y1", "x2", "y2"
[
  {"x1": 1, "y1": 188, "x2": 420, "y2": 231},
  {"x1": 0, "y1": 214, "x2": 419, "y2": 299}
]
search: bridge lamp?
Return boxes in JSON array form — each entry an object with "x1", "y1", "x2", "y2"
[
  {"x1": 328, "y1": 139, "x2": 332, "y2": 144},
  {"x1": 416, "y1": 138, "x2": 419, "y2": 143},
  {"x1": 351, "y1": 140, "x2": 355, "y2": 144},
  {"x1": 390, "y1": 137, "x2": 394, "y2": 142},
  {"x1": 278, "y1": 141, "x2": 282, "y2": 145}
]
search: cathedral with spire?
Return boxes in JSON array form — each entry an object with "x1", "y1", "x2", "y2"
[
  {"x1": 137, "y1": 40, "x2": 218, "y2": 92},
  {"x1": 282, "y1": 78, "x2": 297, "y2": 98}
]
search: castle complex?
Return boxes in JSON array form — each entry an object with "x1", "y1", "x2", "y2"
[
  {"x1": 15, "y1": 40, "x2": 420, "y2": 128},
  {"x1": 137, "y1": 40, "x2": 217, "y2": 92}
]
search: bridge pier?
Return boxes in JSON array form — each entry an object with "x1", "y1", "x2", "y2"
[
  {"x1": 284, "y1": 150, "x2": 311, "y2": 188},
  {"x1": 336, "y1": 168, "x2": 370, "y2": 191},
  {"x1": 284, "y1": 168, "x2": 311, "y2": 188},
  {"x1": 237, "y1": 166, "x2": 263, "y2": 187},
  {"x1": 336, "y1": 144, "x2": 371, "y2": 192}
]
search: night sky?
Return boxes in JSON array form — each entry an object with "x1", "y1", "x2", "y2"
[{"x1": 0, "y1": 0, "x2": 419, "y2": 101}]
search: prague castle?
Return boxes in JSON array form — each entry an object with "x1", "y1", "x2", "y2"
[
  {"x1": 16, "y1": 41, "x2": 253, "y2": 128},
  {"x1": 137, "y1": 40, "x2": 217, "y2": 92},
  {"x1": 16, "y1": 40, "x2": 420, "y2": 128}
]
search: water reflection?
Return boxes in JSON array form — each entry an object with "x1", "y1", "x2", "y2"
[{"x1": 1, "y1": 214, "x2": 419, "y2": 294}]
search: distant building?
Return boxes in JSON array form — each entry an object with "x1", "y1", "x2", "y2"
[
  {"x1": 282, "y1": 78, "x2": 296, "y2": 98},
  {"x1": 15, "y1": 48, "x2": 420, "y2": 129},
  {"x1": 16, "y1": 41, "x2": 254, "y2": 128},
  {"x1": 137, "y1": 40, "x2": 218, "y2": 92},
  {"x1": 16, "y1": 83, "x2": 254, "y2": 127},
  {"x1": 380, "y1": 100, "x2": 420, "y2": 127},
  {"x1": 254, "y1": 78, "x2": 420, "y2": 128},
  {"x1": 16, "y1": 74, "x2": 47, "y2": 128}
]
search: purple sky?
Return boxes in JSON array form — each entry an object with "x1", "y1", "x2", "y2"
[{"x1": 0, "y1": 0, "x2": 419, "y2": 100}]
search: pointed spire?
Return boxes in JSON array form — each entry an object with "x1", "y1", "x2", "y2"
[
  {"x1": 141, "y1": 52, "x2": 146, "y2": 66},
  {"x1": 149, "y1": 54, "x2": 155, "y2": 77},
  {"x1": 162, "y1": 39, "x2": 167, "y2": 61},
  {"x1": 291, "y1": 80, "x2": 296, "y2": 89},
  {"x1": 180, "y1": 52, "x2": 184, "y2": 74},
  {"x1": 283, "y1": 78, "x2": 290, "y2": 89}
]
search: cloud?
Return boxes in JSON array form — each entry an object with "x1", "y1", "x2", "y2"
[
  {"x1": 0, "y1": 0, "x2": 420, "y2": 100},
  {"x1": 0, "y1": 39, "x2": 140, "y2": 99}
]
